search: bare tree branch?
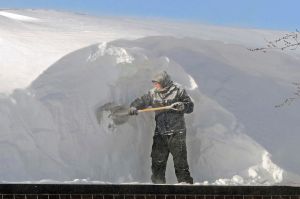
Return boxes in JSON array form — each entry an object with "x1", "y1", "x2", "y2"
[
  {"x1": 248, "y1": 30, "x2": 300, "y2": 52},
  {"x1": 248, "y1": 30, "x2": 300, "y2": 108},
  {"x1": 275, "y1": 82, "x2": 300, "y2": 108}
]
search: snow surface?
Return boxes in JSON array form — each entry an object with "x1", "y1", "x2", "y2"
[
  {"x1": 0, "y1": 10, "x2": 159, "y2": 94},
  {"x1": 0, "y1": 11, "x2": 40, "y2": 21},
  {"x1": 0, "y1": 9, "x2": 293, "y2": 94},
  {"x1": 1, "y1": 9, "x2": 300, "y2": 185}
]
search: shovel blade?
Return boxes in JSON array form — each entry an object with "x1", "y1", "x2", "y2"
[
  {"x1": 109, "y1": 105, "x2": 130, "y2": 125},
  {"x1": 95, "y1": 102, "x2": 130, "y2": 126}
]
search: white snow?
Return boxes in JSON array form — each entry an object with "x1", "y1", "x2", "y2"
[
  {"x1": 187, "y1": 75, "x2": 198, "y2": 90},
  {"x1": 0, "y1": 9, "x2": 300, "y2": 185},
  {"x1": 213, "y1": 175, "x2": 244, "y2": 185},
  {"x1": 87, "y1": 42, "x2": 108, "y2": 62},
  {"x1": 0, "y1": 10, "x2": 160, "y2": 94},
  {"x1": 210, "y1": 150, "x2": 284, "y2": 185},
  {"x1": 261, "y1": 152, "x2": 283, "y2": 182},
  {"x1": 0, "y1": 11, "x2": 40, "y2": 21},
  {"x1": 87, "y1": 42, "x2": 134, "y2": 64},
  {"x1": 0, "y1": 9, "x2": 294, "y2": 94},
  {"x1": 165, "y1": 57, "x2": 170, "y2": 63},
  {"x1": 248, "y1": 168, "x2": 258, "y2": 178},
  {"x1": 0, "y1": 37, "x2": 299, "y2": 185}
]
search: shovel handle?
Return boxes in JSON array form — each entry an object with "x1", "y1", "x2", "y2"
[{"x1": 138, "y1": 106, "x2": 173, "y2": 113}]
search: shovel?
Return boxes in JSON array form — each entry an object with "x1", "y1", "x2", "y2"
[{"x1": 96, "y1": 103, "x2": 181, "y2": 126}]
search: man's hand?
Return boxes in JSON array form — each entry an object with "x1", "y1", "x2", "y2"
[
  {"x1": 172, "y1": 102, "x2": 185, "y2": 111},
  {"x1": 128, "y1": 107, "x2": 138, "y2": 115}
]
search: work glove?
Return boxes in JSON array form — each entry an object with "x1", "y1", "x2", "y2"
[
  {"x1": 128, "y1": 107, "x2": 138, "y2": 115},
  {"x1": 163, "y1": 99, "x2": 173, "y2": 106},
  {"x1": 172, "y1": 102, "x2": 185, "y2": 111}
]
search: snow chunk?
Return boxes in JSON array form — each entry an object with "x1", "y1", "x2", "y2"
[
  {"x1": 262, "y1": 151, "x2": 283, "y2": 183},
  {"x1": 202, "y1": 181, "x2": 209, "y2": 185},
  {"x1": 246, "y1": 151, "x2": 283, "y2": 184},
  {"x1": 0, "y1": 11, "x2": 40, "y2": 22},
  {"x1": 248, "y1": 167, "x2": 258, "y2": 178},
  {"x1": 208, "y1": 151, "x2": 284, "y2": 185},
  {"x1": 232, "y1": 175, "x2": 244, "y2": 184},
  {"x1": 108, "y1": 47, "x2": 134, "y2": 64},
  {"x1": 213, "y1": 175, "x2": 244, "y2": 185},
  {"x1": 188, "y1": 75, "x2": 198, "y2": 90},
  {"x1": 87, "y1": 42, "x2": 107, "y2": 62},
  {"x1": 87, "y1": 42, "x2": 134, "y2": 64},
  {"x1": 97, "y1": 42, "x2": 108, "y2": 56},
  {"x1": 165, "y1": 56, "x2": 170, "y2": 63}
]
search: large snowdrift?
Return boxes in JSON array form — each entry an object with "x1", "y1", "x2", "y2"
[
  {"x1": 0, "y1": 9, "x2": 159, "y2": 94},
  {"x1": 0, "y1": 9, "x2": 291, "y2": 94},
  {"x1": 1, "y1": 36, "x2": 300, "y2": 185},
  {"x1": 1, "y1": 9, "x2": 300, "y2": 185}
]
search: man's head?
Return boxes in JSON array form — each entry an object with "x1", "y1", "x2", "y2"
[
  {"x1": 152, "y1": 71, "x2": 173, "y2": 90},
  {"x1": 152, "y1": 81, "x2": 162, "y2": 90}
]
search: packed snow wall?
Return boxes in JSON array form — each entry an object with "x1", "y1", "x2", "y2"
[{"x1": 0, "y1": 36, "x2": 300, "y2": 185}]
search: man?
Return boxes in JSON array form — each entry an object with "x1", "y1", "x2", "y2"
[{"x1": 129, "y1": 71, "x2": 194, "y2": 184}]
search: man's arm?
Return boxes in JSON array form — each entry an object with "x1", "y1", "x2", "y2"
[
  {"x1": 178, "y1": 89, "x2": 194, "y2": 114},
  {"x1": 130, "y1": 92, "x2": 152, "y2": 110}
]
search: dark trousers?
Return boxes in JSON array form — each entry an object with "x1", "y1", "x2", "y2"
[{"x1": 150, "y1": 130, "x2": 193, "y2": 184}]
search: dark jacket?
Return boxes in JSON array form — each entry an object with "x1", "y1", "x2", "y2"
[{"x1": 130, "y1": 72, "x2": 194, "y2": 134}]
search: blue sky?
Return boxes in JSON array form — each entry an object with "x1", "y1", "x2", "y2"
[{"x1": 0, "y1": 0, "x2": 299, "y2": 31}]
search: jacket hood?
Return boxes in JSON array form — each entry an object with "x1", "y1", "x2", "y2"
[{"x1": 152, "y1": 71, "x2": 173, "y2": 89}]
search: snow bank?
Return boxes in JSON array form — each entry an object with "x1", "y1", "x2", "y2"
[
  {"x1": 1, "y1": 37, "x2": 300, "y2": 185},
  {"x1": 1, "y1": 9, "x2": 300, "y2": 185}
]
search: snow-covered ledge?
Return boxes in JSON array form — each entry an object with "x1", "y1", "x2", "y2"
[{"x1": 0, "y1": 184, "x2": 300, "y2": 196}]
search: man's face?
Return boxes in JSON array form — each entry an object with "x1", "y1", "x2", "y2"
[{"x1": 153, "y1": 82, "x2": 162, "y2": 90}]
